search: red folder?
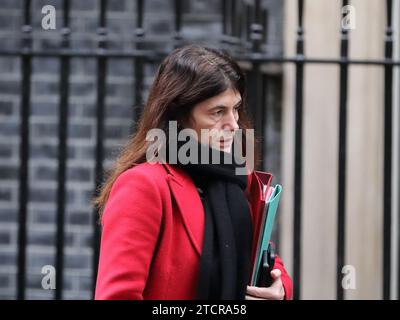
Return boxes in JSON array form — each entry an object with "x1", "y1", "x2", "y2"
[{"x1": 247, "y1": 171, "x2": 273, "y2": 277}]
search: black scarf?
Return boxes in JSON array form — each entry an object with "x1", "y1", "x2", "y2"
[{"x1": 165, "y1": 137, "x2": 253, "y2": 300}]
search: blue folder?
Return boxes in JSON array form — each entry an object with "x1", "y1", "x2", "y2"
[{"x1": 250, "y1": 184, "x2": 282, "y2": 285}]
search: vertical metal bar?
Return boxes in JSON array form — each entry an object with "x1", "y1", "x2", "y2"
[
  {"x1": 247, "y1": 65, "x2": 264, "y2": 170},
  {"x1": 92, "y1": 0, "x2": 108, "y2": 297},
  {"x1": 245, "y1": 4, "x2": 252, "y2": 43},
  {"x1": 230, "y1": 0, "x2": 236, "y2": 38},
  {"x1": 17, "y1": 0, "x2": 32, "y2": 300},
  {"x1": 383, "y1": 0, "x2": 393, "y2": 300},
  {"x1": 246, "y1": 0, "x2": 265, "y2": 169},
  {"x1": 293, "y1": 0, "x2": 304, "y2": 300},
  {"x1": 134, "y1": 63, "x2": 144, "y2": 124},
  {"x1": 54, "y1": 0, "x2": 71, "y2": 300},
  {"x1": 222, "y1": 0, "x2": 227, "y2": 36},
  {"x1": 136, "y1": 0, "x2": 144, "y2": 38},
  {"x1": 229, "y1": 0, "x2": 240, "y2": 48},
  {"x1": 261, "y1": 73, "x2": 268, "y2": 171},
  {"x1": 261, "y1": 9, "x2": 268, "y2": 45},
  {"x1": 174, "y1": 0, "x2": 183, "y2": 47},
  {"x1": 236, "y1": 1, "x2": 242, "y2": 44},
  {"x1": 251, "y1": 0, "x2": 262, "y2": 53},
  {"x1": 337, "y1": 0, "x2": 349, "y2": 301},
  {"x1": 220, "y1": 0, "x2": 230, "y2": 47},
  {"x1": 134, "y1": 0, "x2": 145, "y2": 123}
]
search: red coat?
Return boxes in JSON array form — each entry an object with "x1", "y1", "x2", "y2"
[{"x1": 95, "y1": 162, "x2": 293, "y2": 300}]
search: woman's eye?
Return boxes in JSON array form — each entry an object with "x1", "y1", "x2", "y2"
[{"x1": 213, "y1": 110, "x2": 223, "y2": 116}]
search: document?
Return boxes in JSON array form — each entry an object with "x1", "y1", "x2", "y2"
[{"x1": 250, "y1": 184, "x2": 282, "y2": 286}]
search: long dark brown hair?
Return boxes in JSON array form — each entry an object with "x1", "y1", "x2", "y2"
[{"x1": 92, "y1": 44, "x2": 260, "y2": 220}]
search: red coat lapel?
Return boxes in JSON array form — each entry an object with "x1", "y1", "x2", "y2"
[{"x1": 163, "y1": 163, "x2": 204, "y2": 257}]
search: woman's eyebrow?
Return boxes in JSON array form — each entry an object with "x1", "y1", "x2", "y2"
[{"x1": 210, "y1": 100, "x2": 242, "y2": 110}]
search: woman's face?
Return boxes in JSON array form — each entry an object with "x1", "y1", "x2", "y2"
[{"x1": 182, "y1": 88, "x2": 241, "y2": 153}]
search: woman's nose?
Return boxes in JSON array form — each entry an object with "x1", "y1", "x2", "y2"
[{"x1": 223, "y1": 111, "x2": 239, "y2": 131}]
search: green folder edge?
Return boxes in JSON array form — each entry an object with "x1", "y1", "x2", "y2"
[{"x1": 251, "y1": 184, "x2": 282, "y2": 285}]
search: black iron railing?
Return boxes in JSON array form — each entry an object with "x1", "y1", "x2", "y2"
[{"x1": 0, "y1": 0, "x2": 397, "y2": 300}]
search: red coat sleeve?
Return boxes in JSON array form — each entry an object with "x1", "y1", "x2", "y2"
[
  {"x1": 273, "y1": 254, "x2": 293, "y2": 300},
  {"x1": 94, "y1": 169, "x2": 163, "y2": 300}
]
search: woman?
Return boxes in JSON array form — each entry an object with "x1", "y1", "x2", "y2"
[{"x1": 93, "y1": 45, "x2": 293, "y2": 300}]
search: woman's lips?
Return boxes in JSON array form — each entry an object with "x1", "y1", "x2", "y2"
[{"x1": 219, "y1": 138, "x2": 233, "y2": 145}]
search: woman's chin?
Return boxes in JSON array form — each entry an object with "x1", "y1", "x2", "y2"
[
  {"x1": 221, "y1": 145, "x2": 232, "y2": 153},
  {"x1": 210, "y1": 142, "x2": 232, "y2": 153}
]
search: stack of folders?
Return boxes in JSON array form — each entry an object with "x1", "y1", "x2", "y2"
[{"x1": 249, "y1": 171, "x2": 282, "y2": 287}]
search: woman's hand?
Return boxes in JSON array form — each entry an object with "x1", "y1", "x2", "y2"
[{"x1": 245, "y1": 269, "x2": 285, "y2": 300}]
